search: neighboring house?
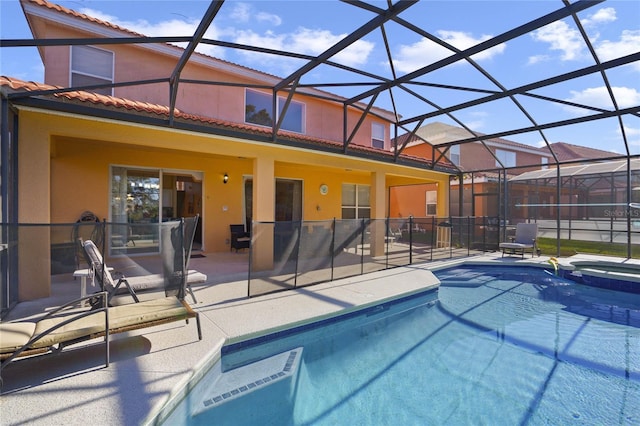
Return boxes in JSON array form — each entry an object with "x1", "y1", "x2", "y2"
[
  {"x1": 390, "y1": 124, "x2": 624, "y2": 219},
  {"x1": 401, "y1": 122, "x2": 554, "y2": 172},
  {"x1": 1, "y1": 0, "x2": 456, "y2": 301},
  {"x1": 391, "y1": 122, "x2": 554, "y2": 218},
  {"x1": 546, "y1": 142, "x2": 619, "y2": 163}
]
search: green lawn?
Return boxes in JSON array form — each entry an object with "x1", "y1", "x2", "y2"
[{"x1": 537, "y1": 237, "x2": 640, "y2": 258}]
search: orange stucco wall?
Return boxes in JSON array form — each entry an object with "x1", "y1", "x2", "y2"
[
  {"x1": 403, "y1": 143, "x2": 436, "y2": 160},
  {"x1": 39, "y1": 20, "x2": 391, "y2": 151},
  {"x1": 22, "y1": 109, "x2": 449, "y2": 249},
  {"x1": 405, "y1": 140, "x2": 549, "y2": 172},
  {"x1": 16, "y1": 108, "x2": 450, "y2": 300},
  {"x1": 389, "y1": 183, "x2": 441, "y2": 218}
]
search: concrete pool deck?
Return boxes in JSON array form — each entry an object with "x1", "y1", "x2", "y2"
[{"x1": 0, "y1": 252, "x2": 630, "y2": 425}]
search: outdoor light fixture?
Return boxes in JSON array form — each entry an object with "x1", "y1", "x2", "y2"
[{"x1": 223, "y1": 173, "x2": 229, "y2": 184}]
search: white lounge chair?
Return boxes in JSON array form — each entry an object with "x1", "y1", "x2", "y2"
[
  {"x1": 499, "y1": 223, "x2": 539, "y2": 258},
  {"x1": 1, "y1": 219, "x2": 202, "y2": 373},
  {"x1": 83, "y1": 216, "x2": 204, "y2": 304}
]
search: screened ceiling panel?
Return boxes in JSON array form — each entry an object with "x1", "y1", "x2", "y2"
[{"x1": 2, "y1": 0, "x2": 638, "y2": 173}]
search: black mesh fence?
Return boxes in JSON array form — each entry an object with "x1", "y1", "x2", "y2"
[
  {"x1": 11, "y1": 213, "x2": 632, "y2": 307},
  {"x1": 248, "y1": 217, "x2": 495, "y2": 297},
  {"x1": 1, "y1": 220, "x2": 191, "y2": 316}
]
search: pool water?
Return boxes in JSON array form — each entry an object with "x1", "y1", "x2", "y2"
[{"x1": 162, "y1": 266, "x2": 640, "y2": 425}]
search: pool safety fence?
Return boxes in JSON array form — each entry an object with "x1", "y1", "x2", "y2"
[
  {"x1": 246, "y1": 217, "x2": 498, "y2": 298},
  {"x1": 0, "y1": 219, "x2": 193, "y2": 316}
]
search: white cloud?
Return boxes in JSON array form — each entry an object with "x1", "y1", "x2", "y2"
[
  {"x1": 531, "y1": 7, "x2": 637, "y2": 70},
  {"x1": 229, "y1": 3, "x2": 281, "y2": 26},
  {"x1": 530, "y1": 20, "x2": 584, "y2": 61},
  {"x1": 581, "y1": 7, "x2": 617, "y2": 27},
  {"x1": 233, "y1": 27, "x2": 374, "y2": 68},
  {"x1": 596, "y1": 30, "x2": 640, "y2": 71},
  {"x1": 79, "y1": 8, "x2": 224, "y2": 57},
  {"x1": 527, "y1": 54, "x2": 550, "y2": 65},
  {"x1": 229, "y1": 3, "x2": 251, "y2": 23},
  {"x1": 622, "y1": 125, "x2": 640, "y2": 137},
  {"x1": 392, "y1": 31, "x2": 505, "y2": 73},
  {"x1": 80, "y1": 8, "x2": 198, "y2": 36},
  {"x1": 464, "y1": 119, "x2": 485, "y2": 131},
  {"x1": 234, "y1": 30, "x2": 286, "y2": 52},
  {"x1": 256, "y1": 12, "x2": 282, "y2": 26},
  {"x1": 564, "y1": 86, "x2": 640, "y2": 114},
  {"x1": 619, "y1": 125, "x2": 640, "y2": 148}
]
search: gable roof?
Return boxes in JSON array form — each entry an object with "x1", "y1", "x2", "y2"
[
  {"x1": 19, "y1": 0, "x2": 397, "y2": 121},
  {"x1": 23, "y1": 0, "x2": 146, "y2": 36},
  {"x1": 415, "y1": 122, "x2": 552, "y2": 154},
  {"x1": 546, "y1": 142, "x2": 619, "y2": 162},
  {"x1": 394, "y1": 122, "x2": 553, "y2": 160}
]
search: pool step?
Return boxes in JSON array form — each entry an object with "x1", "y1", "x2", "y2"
[{"x1": 193, "y1": 347, "x2": 303, "y2": 417}]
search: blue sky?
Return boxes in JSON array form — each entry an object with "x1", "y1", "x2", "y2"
[{"x1": 1, "y1": 0, "x2": 639, "y2": 155}]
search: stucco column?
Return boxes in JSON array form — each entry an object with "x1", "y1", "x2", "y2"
[
  {"x1": 437, "y1": 178, "x2": 450, "y2": 217},
  {"x1": 18, "y1": 114, "x2": 52, "y2": 300},
  {"x1": 252, "y1": 156, "x2": 275, "y2": 270},
  {"x1": 370, "y1": 171, "x2": 386, "y2": 257}
]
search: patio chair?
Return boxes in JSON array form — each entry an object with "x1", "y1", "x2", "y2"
[
  {"x1": 82, "y1": 216, "x2": 204, "y2": 305},
  {"x1": 230, "y1": 224, "x2": 250, "y2": 252},
  {"x1": 71, "y1": 210, "x2": 102, "y2": 272},
  {"x1": 499, "y1": 223, "x2": 539, "y2": 258},
  {"x1": 0, "y1": 220, "x2": 202, "y2": 373},
  {"x1": 388, "y1": 221, "x2": 405, "y2": 243}
]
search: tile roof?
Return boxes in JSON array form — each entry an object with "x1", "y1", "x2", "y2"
[
  {"x1": 1, "y1": 76, "x2": 175, "y2": 114},
  {"x1": 396, "y1": 122, "x2": 549, "y2": 153},
  {"x1": 546, "y1": 142, "x2": 618, "y2": 162},
  {"x1": 1, "y1": 76, "x2": 454, "y2": 172},
  {"x1": 23, "y1": 0, "x2": 146, "y2": 37}
]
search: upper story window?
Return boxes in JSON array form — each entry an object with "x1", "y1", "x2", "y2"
[
  {"x1": 495, "y1": 149, "x2": 516, "y2": 167},
  {"x1": 70, "y1": 45, "x2": 114, "y2": 96},
  {"x1": 448, "y1": 145, "x2": 460, "y2": 166},
  {"x1": 372, "y1": 122, "x2": 385, "y2": 149},
  {"x1": 541, "y1": 157, "x2": 549, "y2": 170},
  {"x1": 245, "y1": 89, "x2": 305, "y2": 134}
]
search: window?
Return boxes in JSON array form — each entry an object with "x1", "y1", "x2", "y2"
[
  {"x1": 425, "y1": 190, "x2": 437, "y2": 215},
  {"x1": 541, "y1": 157, "x2": 549, "y2": 170},
  {"x1": 278, "y1": 98, "x2": 305, "y2": 134},
  {"x1": 495, "y1": 149, "x2": 516, "y2": 167},
  {"x1": 245, "y1": 90, "x2": 273, "y2": 127},
  {"x1": 448, "y1": 145, "x2": 460, "y2": 165},
  {"x1": 71, "y1": 45, "x2": 113, "y2": 95},
  {"x1": 341, "y1": 184, "x2": 370, "y2": 219},
  {"x1": 372, "y1": 122, "x2": 385, "y2": 149},
  {"x1": 245, "y1": 89, "x2": 305, "y2": 133}
]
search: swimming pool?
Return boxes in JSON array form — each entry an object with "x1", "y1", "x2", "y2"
[{"x1": 159, "y1": 265, "x2": 639, "y2": 425}]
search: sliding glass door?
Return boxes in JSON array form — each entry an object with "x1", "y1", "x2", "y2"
[
  {"x1": 110, "y1": 166, "x2": 203, "y2": 255},
  {"x1": 111, "y1": 167, "x2": 161, "y2": 253}
]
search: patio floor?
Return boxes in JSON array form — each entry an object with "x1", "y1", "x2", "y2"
[{"x1": 0, "y1": 251, "x2": 617, "y2": 425}]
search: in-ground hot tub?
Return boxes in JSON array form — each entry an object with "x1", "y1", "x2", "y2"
[{"x1": 560, "y1": 256, "x2": 640, "y2": 294}]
